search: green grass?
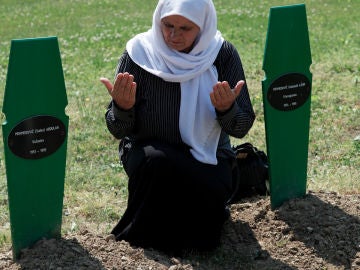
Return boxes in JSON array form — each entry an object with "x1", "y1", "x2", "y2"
[{"x1": 0, "y1": 0, "x2": 359, "y2": 250}]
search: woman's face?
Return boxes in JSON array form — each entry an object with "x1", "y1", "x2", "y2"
[{"x1": 160, "y1": 15, "x2": 200, "y2": 53}]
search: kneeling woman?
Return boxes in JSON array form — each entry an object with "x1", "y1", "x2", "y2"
[{"x1": 100, "y1": 0, "x2": 255, "y2": 251}]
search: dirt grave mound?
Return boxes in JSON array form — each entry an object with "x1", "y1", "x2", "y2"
[{"x1": 1, "y1": 191, "x2": 359, "y2": 270}]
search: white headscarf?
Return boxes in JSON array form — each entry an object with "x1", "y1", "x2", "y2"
[{"x1": 126, "y1": 0, "x2": 224, "y2": 165}]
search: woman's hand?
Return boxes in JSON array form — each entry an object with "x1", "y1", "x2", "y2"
[
  {"x1": 210, "y1": 80, "x2": 244, "y2": 113},
  {"x1": 100, "y1": 72, "x2": 137, "y2": 110}
]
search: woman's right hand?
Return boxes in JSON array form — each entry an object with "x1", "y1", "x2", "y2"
[{"x1": 100, "y1": 72, "x2": 137, "y2": 110}]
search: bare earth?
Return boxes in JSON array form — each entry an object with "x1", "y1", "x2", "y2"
[{"x1": 1, "y1": 191, "x2": 359, "y2": 270}]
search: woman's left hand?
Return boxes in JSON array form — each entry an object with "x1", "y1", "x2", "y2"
[{"x1": 210, "y1": 80, "x2": 244, "y2": 113}]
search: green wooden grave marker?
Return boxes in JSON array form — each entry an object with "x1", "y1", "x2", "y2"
[
  {"x1": 262, "y1": 4, "x2": 312, "y2": 209},
  {"x1": 2, "y1": 37, "x2": 68, "y2": 259}
]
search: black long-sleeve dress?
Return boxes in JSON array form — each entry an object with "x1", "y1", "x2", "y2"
[{"x1": 105, "y1": 40, "x2": 255, "y2": 251}]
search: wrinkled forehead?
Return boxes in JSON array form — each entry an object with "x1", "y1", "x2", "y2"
[{"x1": 160, "y1": 0, "x2": 209, "y2": 30}]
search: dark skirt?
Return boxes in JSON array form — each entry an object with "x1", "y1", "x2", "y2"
[{"x1": 111, "y1": 140, "x2": 233, "y2": 251}]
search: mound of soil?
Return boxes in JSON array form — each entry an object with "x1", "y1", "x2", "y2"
[{"x1": 1, "y1": 191, "x2": 359, "y2": 270}]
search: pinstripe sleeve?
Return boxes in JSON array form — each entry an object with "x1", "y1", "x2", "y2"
[
  {"x1": 105, "y1": 52, "x2": 136, "y2": 140},
  {"x1": 215, "y1": 41, "x2": 255, "y2": 138},
  {"x1": 105, "y1": 42, "x2": 255, "y2": 155}
]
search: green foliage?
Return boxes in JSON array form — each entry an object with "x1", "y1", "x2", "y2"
[{"x1": 0, "y1": 0, "x2": 359, "y2": 249}]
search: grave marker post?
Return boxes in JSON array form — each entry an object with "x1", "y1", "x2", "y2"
[
  {"x1": 2, "y1": 37, "x2": 68, "y2": 259},
  {"x1": 262, "y1": 4, "x2": 312, "y2": 209}
]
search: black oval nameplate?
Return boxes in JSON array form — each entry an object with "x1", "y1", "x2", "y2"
[
  {"x1": 8, "y1": 115, "x2": 66, "y2": 159},
  {"x1": 268, "y1": 73, "x2": 311, "y2": 111}
]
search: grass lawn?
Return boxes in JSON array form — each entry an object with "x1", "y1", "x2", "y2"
[{"x1": 0, "y1": 0, "x2": 359, "y2": 248}]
